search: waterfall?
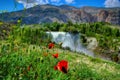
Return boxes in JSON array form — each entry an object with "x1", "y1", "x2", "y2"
[{"x1": 46, "y1": 32, "x2": 94, "y2": 57}]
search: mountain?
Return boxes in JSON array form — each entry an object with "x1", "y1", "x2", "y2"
[{"x1": 0, "y1": 4, "x2": 120, "y2": 25}]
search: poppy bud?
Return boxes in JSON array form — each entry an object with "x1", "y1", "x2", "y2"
[
  {"x1": 52, "y1": 53, "x2": 58, "y2": 58},
  {"x1": 48, "y1": 43, "x2": 54, "y2": 49}
]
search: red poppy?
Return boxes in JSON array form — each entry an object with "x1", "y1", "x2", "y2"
[
  {"x1": 54, "y1": 66, "x2": 58, "y2": 70},
  {"x1": 48, "y1": 43, "x2": 54, "y2": 49},
  {"x1": 52, "y1": 53, "x2": 58, "y2": 58},
  {"x1": 54, "y1": 60, "x2": 68, "y2": 73},
  {"x1": 27, "y1": 66, "x2": 30, "y2": 71}
]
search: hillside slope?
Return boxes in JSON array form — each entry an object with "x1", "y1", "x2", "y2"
[
  {"x1": 0, "y1": 41, "x2": 120, "y2": 80},
  {"x1": 0, "y1": 24, "x2": 120, "y2": 80}
]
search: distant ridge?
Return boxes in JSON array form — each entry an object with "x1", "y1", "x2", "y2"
[{"x1": 0, "y1": 4, "x2": 120, "y2": 25}]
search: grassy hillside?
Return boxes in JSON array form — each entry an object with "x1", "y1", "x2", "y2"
[
  {"x1": 19, "y1": 22, "x2": 120, "y2": 62},
  {"x1": 1, "y1": 41, "x2": 120, "y2": 80},
  {"x1": 0, "y1": 23, "x2": 120, "y2": 80}
]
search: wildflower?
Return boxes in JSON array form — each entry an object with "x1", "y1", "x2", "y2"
[
  {"x1": 43, "y1": 53, "x2": 48, "y2": 57},
  {"x1": 2, "y1": 30, "x2": 6, "y2": 33},
  {"x1": 27, "y1": 66, "x2": 30, "y2": 71},
  {"x1": 52, "y1": 53, "x2": 58, "y2": 58},
  {"x1": 58, "y1": 42, "x2": 63, "y2": 46},
  {"x1": 0, "y1": 22, "x2": 3, "y2": 25},
  {"x1": 27, "y1": 64, "x2": 32, "y2": 71},
  {"x1": 14, "y1": 47, "x2": 18, "y2": 51},
  {"x1": 40, "y1": 39, "x2": 43, "y2": 42},
  {"x1": 17, "y1": 19, "x2": 21, "y2": 23},
  {"x1": 48, "y1": 43, "x2": 54, "y2": 49},
  {"x1": 54, "y1": 66, "x2": 58, "y2": 70},
  {"x1": 22, "y1": 48, "x2": 26, "y2": 52},
  {"x1": 54, "y1": 60, "x2": 68, "y2": 73},
  {"x1": 42, "y1": 47, "x2": 46, "y2": 49},
  {"x1": 40, "y1": 57, "x2": 44, "y2": 62}
]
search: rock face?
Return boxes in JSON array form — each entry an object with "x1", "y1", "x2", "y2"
[
  {"x1": 97, "y1": 10, "x2": 109, "y2": 22},
  {"x1": 87, "y1": 37, "x2": 98, "y2": 50},
  {"x1": 97, "y1": 9, "x2": 120, "y2": 25},
  {"x1": 0, "y1": 4, "x2": 120, "y2": 25}
]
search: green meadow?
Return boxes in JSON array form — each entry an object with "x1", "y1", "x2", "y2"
[{"x1": 0, "y1": 22, "x2": 120, "y2": 80}]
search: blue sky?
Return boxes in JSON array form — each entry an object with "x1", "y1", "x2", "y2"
[
  {"x1": 0, "y1": 0, "x2": 120, "y2": 12},
  {"x1": 0, "y1": 0, "x2": 23, "y2": 12}
]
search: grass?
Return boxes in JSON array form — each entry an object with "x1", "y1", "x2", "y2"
[
  {"x1": 0, "y1": 41, "x2": 120, "y2": 80},
  {"x1": 0, "y1": 24, "x2": 120, "y2": 80}
]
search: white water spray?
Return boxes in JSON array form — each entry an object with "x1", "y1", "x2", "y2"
[{"x1": 46, "y1": 32, "x2": 94, "y2": 57}]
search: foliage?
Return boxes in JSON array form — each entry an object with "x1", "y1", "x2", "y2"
[
  {"x1": 0, "y1": 41, "x2": 120, "y2": 80},
  {"x1": 0, "y1": 22, "x2": 120, "y2": 79}
]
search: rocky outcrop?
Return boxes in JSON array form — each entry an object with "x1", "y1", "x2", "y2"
[
  {"x1": 97, "y1": 10, "x2": 109, "y2": 22},
  {"x1": 87, "y1": 37, "x2": 98, "y2": 50},
  {"x1": 0, "y1": 4, "x2": 120, "y2": 25},
  {"x1": 97, "y1": 9, "x2": 120, "y2": 25}
]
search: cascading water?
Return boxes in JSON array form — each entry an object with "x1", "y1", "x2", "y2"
[{"x1": 46, "y1": 32, "x2": 94, "y2": 57}]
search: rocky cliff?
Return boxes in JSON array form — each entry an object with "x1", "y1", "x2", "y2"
[{"x1": 0, "y1": 4, "x2": 120, "y2": 25}]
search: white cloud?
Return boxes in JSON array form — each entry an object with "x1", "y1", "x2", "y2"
[
  {"x1": 17, "y1": 0, "x2": 49, "y2": 8},
  {"x1": 104, "y1": 0, "x2": 120, "y2": 7},
  {"x1": 65, "y1": 0, "x2": 74, "y2": 3},
  {"x1": 51, "y1": 0, "x2": 60, "y2": 3},
  {"x1": 16, "y1": 0, "x2": 74, "y2": 8}
]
